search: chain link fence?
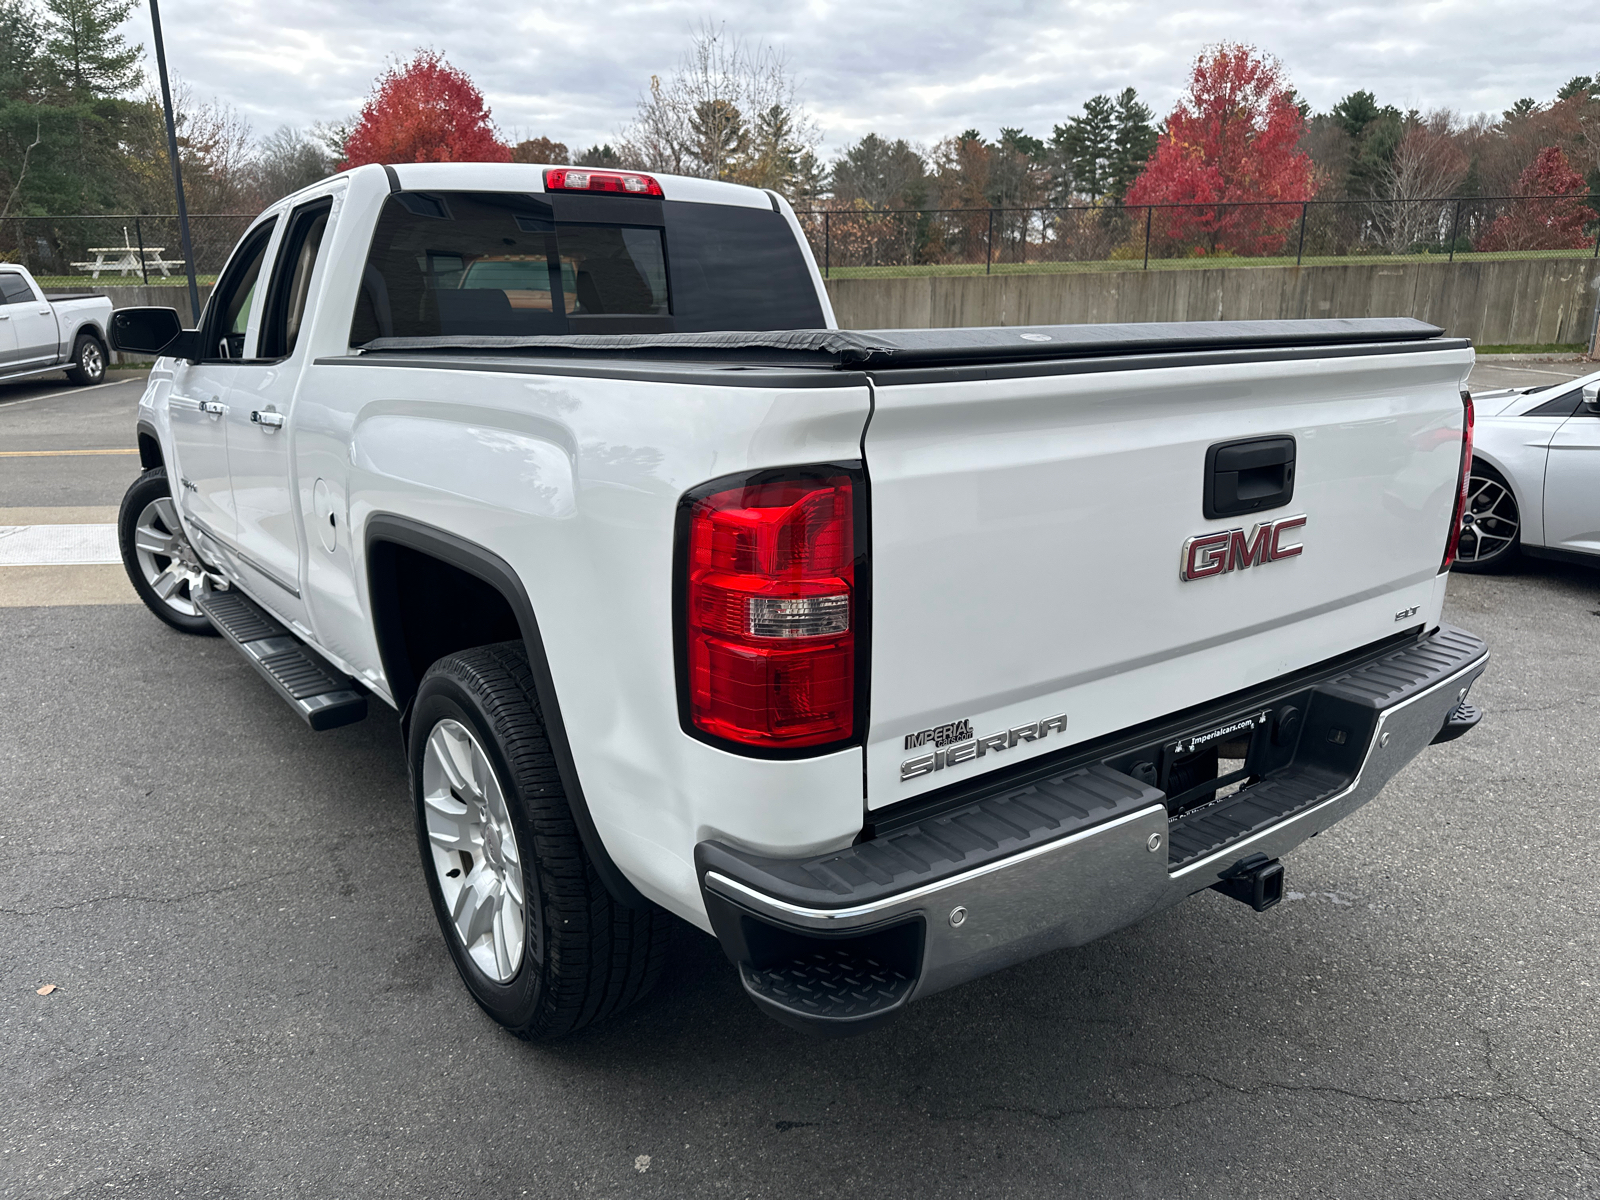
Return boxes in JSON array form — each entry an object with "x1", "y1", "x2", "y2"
[
  {"x1": 0, "y1": 214, "x2": 256, "y2": 289},
  {"x1": 797, "y1": 195, "x2": 1600, "y2": 277},
  {"x1": 2, "y1": 199, "x2": 1595, "y2": 290}
]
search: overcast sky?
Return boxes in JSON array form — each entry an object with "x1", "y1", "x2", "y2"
[{"x1": 134, "y1": 0, "x2": 1598, "y2": 156}]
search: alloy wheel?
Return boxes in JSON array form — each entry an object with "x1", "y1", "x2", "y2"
[
  {"x1": 1457, "y1": 473, "x2": 1519, "y2": 564},
  {"x1": 421, "y1": 719, "x2": 527, "y2": 983},
  {"x1": 132, "y1": 496, "x2": 208, "y2": 617},
  {"x1": 80, "y1": 341, "x2": 104, "y2": 382}
]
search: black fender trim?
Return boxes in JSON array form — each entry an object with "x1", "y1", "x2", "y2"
[
  {"x1": 136, "y1": 419, "x2": 163, "y2": 469},
  {"x1": 364, "y1": 514, "x2": 649, "y2": 909}
]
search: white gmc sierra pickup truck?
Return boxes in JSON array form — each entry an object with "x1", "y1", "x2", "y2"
[{"x1": 111, "y1": 162, "x2": 1488, "y2": 1038}]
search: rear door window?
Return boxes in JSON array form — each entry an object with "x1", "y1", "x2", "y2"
[
  {"x1": 351, "y1": 190, "x2": 822, "y2": 346},
  {"x1": 0, "y1": 274, "x2": 35, "y2": 304}
]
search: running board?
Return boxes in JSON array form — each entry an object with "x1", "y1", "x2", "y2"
[{"x1": 196, "y1": 588, "x2": 367, "y2": 731}]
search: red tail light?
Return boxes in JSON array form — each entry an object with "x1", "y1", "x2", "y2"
[
  {"x1": 679, "y1": 471, "x2": 861, "y2": 751},
  {"x1": 543, "y1": 168, "x2": 664, "y2": 197},
  {"x1": 1442, "y1": 390, "x2": 1475, "y2": 571}
]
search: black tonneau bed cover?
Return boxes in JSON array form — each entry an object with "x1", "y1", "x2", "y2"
[{"x1": 357, "y1": 318, "x2": 1454, "y2": 371}]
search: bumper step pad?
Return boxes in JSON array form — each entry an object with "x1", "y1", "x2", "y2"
[
  {"x1": 740, "y1": 950, "x2": 915, "y2": 1022},
  {"x1": 196, "y1": 588, "x2": 367, "y2": 731},
  {"x1": 697, "y1": 762, "x2": 1164, "y2": 911},
  {"x1": 1167, "y1": 765, "x2": 1346, "y2": 869},
  {"x1": 1166, "y1": 625, "x2": 1486, "y2": 869}
]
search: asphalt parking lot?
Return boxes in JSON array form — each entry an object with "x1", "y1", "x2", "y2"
[{"x1": 2, "y1": 361, "x2": 1597, "y2": 1198}]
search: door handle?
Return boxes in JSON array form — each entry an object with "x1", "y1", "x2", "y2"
[
  {"x1": 0, "y1": 312, "x2": 10, "y2": 320},
  {"x1": 251, "y1": 410, "x2": 285, "y2": 429},
  {"x1": 36, "y1": 307, "x2": 49, "y2": 315},
  {"x1": 200, "y1": 400, "x2": 227, "y2": 416}
]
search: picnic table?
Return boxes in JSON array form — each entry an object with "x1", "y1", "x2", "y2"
[{"x1": 70, "y1": 228, "x2": 184, "y2": 279}]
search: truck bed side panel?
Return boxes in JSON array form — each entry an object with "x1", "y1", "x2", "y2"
[{"x1": 293, "y1": 360, "x2": 874, "y2": 926}]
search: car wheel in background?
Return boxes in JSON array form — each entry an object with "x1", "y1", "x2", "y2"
[
  {"x1": 65, "y1": 332, "x2": 106, "y2": 385},
  {"x1": 1452, "y1": 460, "x2": 1521, "y2": 574},
  {"x1": 410, "y1": 641, "x2": 674, "y2": 1039},
  {"x1": 117, "y1": 467, "x2": 219, "y2": 635}
]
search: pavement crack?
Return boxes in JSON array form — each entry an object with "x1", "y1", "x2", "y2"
[
  {"x1": 1490, "y1": 692, "x2": 1600, "y2": 716},
  {"x1": 1163, "y1": 1067, "x2": 1481, "y2": 1109},
  {"x1": 0, "y1": 869, "x2": 302, "y2": 916}
]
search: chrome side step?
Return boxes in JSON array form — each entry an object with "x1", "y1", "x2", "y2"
[{"x1": 195, "y1": 588, "x2": 367, "y2": 731}]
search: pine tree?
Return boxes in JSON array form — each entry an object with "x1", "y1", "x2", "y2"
[
  {"x1": 1052, "y1": 94, "x2": 1115, "y2": 202},
  {"x1": 829, "y1": 133, "x2": 925, "y2": 209},
  {"x1": 42, "y1": 0, "x2": 141, "y2": 100},
  {"x1": 1331, "y1": 90, "x2": 1402, "y2": 200},
  {"x1": 740, "y1": 103, "x2": 803, "y2": 192},
  {"x1": 0, "y1": 0, "x2": 42, "y2": 100},
  {"x1": 1108, "y1": 88, "x2": 1156, "y2": 201},
  {"x1": 575, "y1": 143, "x2": 621, "y2": 167},
  {"x1": 689, "y1": 98, "x2": 746, "y2": 180}
]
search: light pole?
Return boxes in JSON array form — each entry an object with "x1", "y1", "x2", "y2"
[{"x1": 148, "y1": 0, "x2": 201, "y2": 324}]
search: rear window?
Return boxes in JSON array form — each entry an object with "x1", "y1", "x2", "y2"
[{"x1": 350, "y1": 190, "x2": 823, "y2": 345}]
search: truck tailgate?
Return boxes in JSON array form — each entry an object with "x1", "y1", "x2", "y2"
[{"x1": 862, "y1": 332, "x2": 1472, "y2": 806}]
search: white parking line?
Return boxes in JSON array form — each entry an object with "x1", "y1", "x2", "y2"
[
  {"x1": 0, "y1": 376, "x2": 143, "y2": 410},
  {"x1": 0, "y1": 524, "x2": 120, "y2": 565}
]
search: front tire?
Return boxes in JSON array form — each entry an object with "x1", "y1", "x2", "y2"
[
  {"x1": 117, "y1": 468, "x2": 218, "y2": 635},
  {"x1": 1452, "y1": 460, "x2": 1521, "y2": 574},
  {"x1": 410, "y1": 642, "x2": 673, "y2": 1039},
  {"x1": 65, "y1": 332, "x2": 106, "y2": 385}
]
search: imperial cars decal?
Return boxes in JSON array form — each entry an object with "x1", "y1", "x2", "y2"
[
  {"x1": 900, "y1": 712, "x2": 1069, "y2": 782},
  {"x1": 904, "y1": 719, "x2": 974, "y2": 750},
  {"x1": 1180, "y1": 514, "x2": 1306, "y2": 582}
]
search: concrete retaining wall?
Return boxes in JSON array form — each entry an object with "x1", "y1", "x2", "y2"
[
  {"x1": 823, "y1": 257, "x2": 1600, "y2": 346},
  {"x1": 50, "y1": 259, "x2": 1600, "y2": 351},
  {"x1": 53, "y1": 283, "x2": 216, "y2": 327}
]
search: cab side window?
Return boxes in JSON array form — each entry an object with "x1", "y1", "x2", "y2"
[
  {"x1": 259, "y1": 198, "x2": 334, "y2": 360},
  {"x1": 204, "y1": 219, "x2": 277, "y2": 360},
  {"x1": 0, "y1": 274, "x2": 35, "y2": 304}
]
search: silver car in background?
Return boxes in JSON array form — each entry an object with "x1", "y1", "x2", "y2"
[{"x1": 1456, "y1": 369, "x2": 1600, "y2": 572}]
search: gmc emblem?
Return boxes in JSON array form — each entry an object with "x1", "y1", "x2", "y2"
[{"x1": 1181, "y1": 515, "x2": 1306, "y2": 581}]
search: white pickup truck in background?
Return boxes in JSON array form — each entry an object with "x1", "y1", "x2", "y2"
[
  {"x1": 0, "y1": 264, "x2": 111, "y2": 386},
  {"x1": 109, "y1": 162, "x2": 1488, "y2": 1039}
]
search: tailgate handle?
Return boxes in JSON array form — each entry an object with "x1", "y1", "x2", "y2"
[{"x1": 1204, "y1": 436, "x2": 1296, "y2": 520}]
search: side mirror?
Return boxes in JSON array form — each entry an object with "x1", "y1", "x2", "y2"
[
  {"x1": 1583, "y1": 383, "x2": 1599, "y2": 412},
  {"x1": 110, "y1": 307, "x2": 200, "y2": 360}
]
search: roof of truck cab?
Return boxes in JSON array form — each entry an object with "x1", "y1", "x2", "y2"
[{"x1": 380, "y1": 162, "x2": 776, "y2": 209}]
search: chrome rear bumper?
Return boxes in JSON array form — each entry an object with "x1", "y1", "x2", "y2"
[{"x1": 697, "y1": 625, "x2": 1488, "y2": 1034}]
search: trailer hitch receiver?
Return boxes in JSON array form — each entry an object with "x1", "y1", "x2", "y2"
[{"x1": 1211, "y1": 853, "x2": 1285, "y2": 912}]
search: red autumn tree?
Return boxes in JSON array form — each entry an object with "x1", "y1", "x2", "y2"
[
  {"x1": 1124, "y1": 44, "x2": 1317, "y2": 256},
  {"x1": 341, "y1": 50, "x2": 512, "y2": 168},
  {"x1": 1475, "y1": 146, "x2": 1597, "y2": 251}
]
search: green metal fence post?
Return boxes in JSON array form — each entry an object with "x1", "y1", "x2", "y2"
[
  {"x1": 986, "y1": 208, "x2": 994, "y2": 275},
  {"x1": 1296, "y1": 202, "x2": 1308, "y2": 266},
  {"x1": 823, "y1": 211, "x2": 830, "y2": 279},
  {"x1": 1143, "y1": 206, "x2": 1152, "y2": 269},
  {"x1": 1447, "y1": 201, "x2": 1462, "y2": 263}
]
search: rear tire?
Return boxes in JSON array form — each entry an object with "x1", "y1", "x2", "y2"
[
  {"x1": 117, "y1": 468, "x2": 218, "y2": 635},
  {"x1": 410, "y1": 641, "x2": 674, "y2": 1039},
  {"x1": 1452, "y1": 460, "x2": 1521, "y2": 574},
  {"x1": 64, "y1": 332, "x2": 106, "y2": 385}
]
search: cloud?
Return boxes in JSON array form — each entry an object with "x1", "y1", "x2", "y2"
[{"x1": 135, "y1": 0, "x2": 1600, "y2": 153}]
